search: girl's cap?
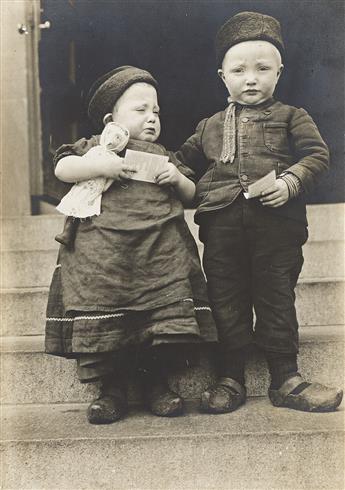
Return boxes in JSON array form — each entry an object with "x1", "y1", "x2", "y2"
[
  {"x1": 215, "y1": 11, "x2": 285, "y2": 68},
  {"x1": 87, "y1": 66, "x2": 158, "y2": 130}
]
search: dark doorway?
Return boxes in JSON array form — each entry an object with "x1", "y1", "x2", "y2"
[{"x1": 39, "y1": 0, "x2": 344, "y2": 203}]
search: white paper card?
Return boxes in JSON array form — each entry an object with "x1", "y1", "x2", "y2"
[
  {"x1": 243, "y1": 170, "x2": 276, "y2": 199},
  {"x1": 123, "y1": 149, "x2": 169, "y2": 183}
]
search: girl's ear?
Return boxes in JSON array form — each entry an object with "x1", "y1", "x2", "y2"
[
  {"x1": 103, "y1": 113, "x2": 113, "y2": 126},
  {"x1": 217, "y1": 69, "x2": 225, "y2": 81}
]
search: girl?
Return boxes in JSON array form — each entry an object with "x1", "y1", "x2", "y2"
[{"x1": 45, "y1": 66, "x2": 217, "y2": 424}]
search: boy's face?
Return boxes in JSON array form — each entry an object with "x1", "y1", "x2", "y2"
[
  {"x1": 218, "y1": 40, "x2": 283, "y2": 106},
  {"x1": 111, "y1": 83, "x2": 161, "y2": 141}
]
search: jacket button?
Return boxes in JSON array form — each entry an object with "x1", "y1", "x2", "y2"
[
  {"x1": 241, "y1": 174, "x2": 248, "y2": 181},
  {"x1": 241, "y1": 117, "x2": 249, "y2": 123}
]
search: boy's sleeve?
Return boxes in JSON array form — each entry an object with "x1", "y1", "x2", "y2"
[
  {"x1": 53, "y1": 135, "x2": 100, "y2": 169},
  {"x1": 175, "y1": 119, "x2": 210, "y2": 182},
  {"x1": 287, "y1": 108, "x2": 330, "y2": 193}
]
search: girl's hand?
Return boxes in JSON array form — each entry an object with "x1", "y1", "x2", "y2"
[
  {"x1": 155, "y1": 161, "x2": 195, "y2": 205},
  {"x1": 260, "y1": 179, "x2": 289, "y2": 207},
  {"x1": 84, "y1": 146, "x2": 136, "y2": 181},
  {"x1": 155, "y1": 162, "x2": 181, "y2": 187}
]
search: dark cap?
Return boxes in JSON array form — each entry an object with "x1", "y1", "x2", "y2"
[
  {"x1": 87, "y1": 66, "x2": 158, "y2": 130},
  {"x1": 215, "y1": 11, "x2": 284, "y2": 67}
]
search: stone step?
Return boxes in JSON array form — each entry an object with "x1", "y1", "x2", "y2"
[
  {"x1": 2, "y1": 214, "x2": 62, "y2": 251},
  {"x1": 184, "y1": 210, "x2": 345, "y2": 279},
  {"x1": 2, "y1": 203, "x2": 344, "y2": 251},
  {"x1": 184, "y1": 204, "x2": 345, "y2": 243},
  {"x1": 295, "y1": 278, "x2": 344, "y2": 327},
  {"x1": 305, "y1": 203, "x2": 345, "y2": 242},
  {"x1": 1, "y1": 326, "x2": 343, "y2": 405},
  {"x1": 300, "y1": 240, "x2": 344, "y2": 279},
  {"x1": 2, "y1": 215, "x2": 343, "y2": 289},
  {"x1": 1, "y1": 278, "x2": 344, "y2": 337},
  {"x1": 1, "y1": 398, "x2": 344, "y2": 490},
  {"x1": 188, "y1": 238, "x2": 345, "y2": 280},
  {"x1": 1, "y1": 249, "x2": 58, "y2": 289},
  {"x1": 1, "y1": 287, "x2": 48, "y2": 336}
]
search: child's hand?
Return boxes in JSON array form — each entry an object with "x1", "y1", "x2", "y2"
[
  {"x1": 155, "y1": 162, "x2": 181, "y2": 187},
  {"x1": 84, "y1": 146, "x2": 136, "y2": 181},
  {"x1": 260, "y1": 179, "x2": 289, "y2": 207}
]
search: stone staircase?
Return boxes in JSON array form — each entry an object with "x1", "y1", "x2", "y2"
[{"x1": 1, "y1": 204, "x2": 344, "y2": 489}]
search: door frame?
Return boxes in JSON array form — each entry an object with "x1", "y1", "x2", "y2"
[{"x1": 26, "y1": 0, "x2": 43, "y2": 199}]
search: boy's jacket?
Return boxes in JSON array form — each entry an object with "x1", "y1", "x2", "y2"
[{"x1": 176, "y1": 98, "x2": 329, "y2": 224}]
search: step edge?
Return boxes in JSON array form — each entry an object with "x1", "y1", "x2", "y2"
[
  {"x1": 2, "y1": 427, "x2": 343, "y2": 445},
  {"x1": 2, "y1": 239, "x2": 344, "y2": 253},
  {"x1": 3, "y1": 203, "x2": 343, "y2": 222},
  {"x1": 1, "y1": 326, "x2": 344, "y2": 353},
  {"x1": 298, "y1": 277, "x2": 345, "y2": 284},
  {"x1": 1, "y1": 248, "x2": 59, "y2": 254},
  {"x1": 1, "y1": 286, "x2": 49, "y2": 294},
  {"x1": 2, "y1": 323, "x2": 344, "y2": 342},
  {"x1": 1, "y1": 399, "x2": 343, "y2": 444},
  {"x1": 1, "y1": 279, "x2": 344, "y2": 295},
  {"x1": 2, "y1": 276, "x2": 344, "y2": 286}
]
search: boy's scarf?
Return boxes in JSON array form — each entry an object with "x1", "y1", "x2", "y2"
[{"x1": 220, "y1": 98, "x2": 236, "y2": 164}]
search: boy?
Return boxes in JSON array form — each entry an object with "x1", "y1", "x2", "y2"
[{"x1": 176, "y1": 12, "x2": 343, "y2": 413}]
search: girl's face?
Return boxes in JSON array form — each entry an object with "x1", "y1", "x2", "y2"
[
  {"x1": 111, "y1": 83, "x2": 161, "y2": 142},
  {"x1": 219, "y1": 40, "x2": 283, "y2": 106}
]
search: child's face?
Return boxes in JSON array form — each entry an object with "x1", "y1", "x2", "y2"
[
  {"x1": 111, "y1": 83, "x2": 161, "y2": 142},
  {"x1": 218, "y1": 40, "x2": 283, "y2": 106}
]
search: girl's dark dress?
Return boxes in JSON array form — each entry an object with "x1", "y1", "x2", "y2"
[{"x1": 45, "y1": 137, "x2": 217, "y2": 359}]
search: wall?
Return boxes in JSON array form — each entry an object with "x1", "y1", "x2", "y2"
[{"x1": 1, "y1": 1, "x2": 33, "y2": 216}]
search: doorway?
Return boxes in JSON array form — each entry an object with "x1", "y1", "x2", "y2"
[{"x1": 38, "y1": 0, "x2": 344, "y2": 203}]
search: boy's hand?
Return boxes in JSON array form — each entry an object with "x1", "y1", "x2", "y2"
[
  {"x1": 84, "y1": 146, "x2": 136, "y2": 181},
  {"x1": 155, "y1": 161, "x2": 181, "y2": 186},
  {"x1": 260, "y1": 179, "x2": 289, "y2": 207}
]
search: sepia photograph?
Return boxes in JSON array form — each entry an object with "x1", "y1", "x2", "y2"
[{"x1": 1, "y1": 0, "x2": 344, "y2": 488}]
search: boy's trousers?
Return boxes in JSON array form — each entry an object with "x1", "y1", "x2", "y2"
[{"x1": 198, "y1": 194, "x2": 308, "y2": 354}]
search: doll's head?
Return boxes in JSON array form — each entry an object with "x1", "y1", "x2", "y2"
[
  {"x1": 215, "y1": 12, "x2": 284, "y2": 105},
  {"x1": 87, "y1": 66, "x2": 160, "y2": 141}
]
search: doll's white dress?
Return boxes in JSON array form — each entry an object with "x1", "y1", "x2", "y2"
[{"x1": 56, "y1": 122, "x2": 129, "y2": 218}]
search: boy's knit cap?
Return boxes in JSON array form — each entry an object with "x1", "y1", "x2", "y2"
[
  {"x1": 87, "y1": 66, "x2": 158, "y2": 130},
  {"x1": 215, "y1": 11, "x2": 284, "y2": 67}
]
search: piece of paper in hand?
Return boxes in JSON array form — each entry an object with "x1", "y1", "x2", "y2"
[
  {"x1": 243, "y1": 170, "x2": 276, "y2": 199},
  {"x1": 124, "y1": 149, "x2": 169, "y2": 183}
]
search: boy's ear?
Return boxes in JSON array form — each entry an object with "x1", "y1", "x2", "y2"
[{"x1": 277, "y1": 64, "x2": 284, "y2": 79}]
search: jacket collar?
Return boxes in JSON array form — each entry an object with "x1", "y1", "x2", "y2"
[{"x1": 235, "y1": 97, "x2": 276, "y2": 111}]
